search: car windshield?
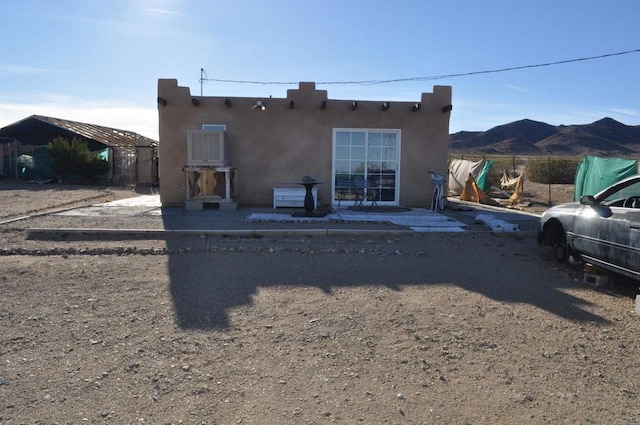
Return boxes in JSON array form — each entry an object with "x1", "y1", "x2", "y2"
[{"x1": 601, "y1": 180, "x2": 640, "y2": 204}]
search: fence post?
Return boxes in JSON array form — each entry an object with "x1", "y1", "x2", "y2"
[{"x1": 548, "y1": 155, "x2": 551, "y2": 206}]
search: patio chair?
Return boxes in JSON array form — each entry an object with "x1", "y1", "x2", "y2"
[
  {"x1": 335, "y1": 177, "x2": 354, "y2": 212},
  {"x1": 353, "y1": 180, "x2": 379, "y2": 210}
]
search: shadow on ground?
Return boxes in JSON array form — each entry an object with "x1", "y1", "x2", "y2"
[{"x1": 163, "y1": 232, "x2": 619, "y2": 330}]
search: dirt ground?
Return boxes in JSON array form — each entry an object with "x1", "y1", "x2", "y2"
[{"x1": 1, "y1": 182, "x2": 640, "y2": 424}]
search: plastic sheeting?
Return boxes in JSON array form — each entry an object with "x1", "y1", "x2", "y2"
[
  {"x1": 573, "y1": 155, "x2": 638, "y2": 202},
  {"x1": 500, "y1": 169, "x2": 520, "y2": 189},
  {"x1": 506, "y1": 170, "x2": 525, "y2": 205},
  {"x1": 449, "y1": 159, "x2": 486, "y2": 194},
  {"x1": 475, "y1": 160, "x2": 494, "y2": 192},
  {"x1": 460, "y1": 173, "x2": 499, "y2": 206},
  {"x1": 17, "y1": 148, "x2": 55, "y2": 180}
]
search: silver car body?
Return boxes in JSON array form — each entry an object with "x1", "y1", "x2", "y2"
[{"x1": 538, "y1": 174, "x2": 640, "y2": 280}]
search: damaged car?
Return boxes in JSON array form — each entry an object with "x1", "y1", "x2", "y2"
[{"x1": 538, "y1": 174, "x2": 640, "y2": 281}]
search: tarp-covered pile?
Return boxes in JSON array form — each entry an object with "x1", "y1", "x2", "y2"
[
  {"x1": 452, "y1": 157, "x2": 526, "y2": 207},
  {"x1": 501, "y1": 169, "x2": 525, "y2": 205},
  {"x1": 449, "y1": 158, "x2": 493, "y2": 194},
  {"x1": 459, "y1": 173, "x2": 499, "y2": 206}
]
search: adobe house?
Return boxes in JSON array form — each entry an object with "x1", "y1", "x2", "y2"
[{"x1": 157, "y1": 79, "x2": 452, "y2": 209}]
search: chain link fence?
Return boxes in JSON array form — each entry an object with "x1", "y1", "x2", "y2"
[{"x1": 448, "y1": 153, "x2": 586, "y2": 210}]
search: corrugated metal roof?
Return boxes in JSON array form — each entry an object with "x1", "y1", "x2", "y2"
[{"x1": 30, "y1": 115, "x2": 157, "y2": 149}]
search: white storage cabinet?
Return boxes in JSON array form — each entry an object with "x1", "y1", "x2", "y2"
[{"x1": 273, "y1": 187, "x2": 317, "y2": 209}]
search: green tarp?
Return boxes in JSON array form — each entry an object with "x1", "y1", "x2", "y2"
[
  {"x1": 18, "y1": 148, "x2": 55, "y2": 180},
  {"x1": 475, "y1": 160, "x2": 494, "y2": 192},
  {"x1": 573, "y1": 155, "x2": 638, "y2": 202},
  {"x1": 13, "y1": 147, "x2": 109, "y2": 182},
  {"x1": 97, "y1": 147, "x2": 109, "y2": 161}
]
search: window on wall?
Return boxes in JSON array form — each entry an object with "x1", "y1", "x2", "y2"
[
  {"x1": 333, "y1": 129, "x2": 400, "y2": 204},
  {"x1": 202, "y1": 124, "x2": 226, "y2": 131}
]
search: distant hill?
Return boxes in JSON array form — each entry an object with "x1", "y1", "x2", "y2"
[{"x1": 450, "y1": 117, "x2": 640, "y2": 157}]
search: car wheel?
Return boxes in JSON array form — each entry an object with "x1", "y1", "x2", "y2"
[
  {"x1": 543, "y1": 219, "x2": 569, "y2": 263},
  {"x1": 553, "y1": 242, "x2": 569, "y2": 263}
]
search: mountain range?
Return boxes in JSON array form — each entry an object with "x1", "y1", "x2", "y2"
[{"x1": 449, "y1": 117, "x2": 640, "y2": 157}]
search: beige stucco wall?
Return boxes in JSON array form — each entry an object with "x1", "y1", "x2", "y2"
[{"x1": 158, "y1": 79, "x2": 451, "y2": 207}]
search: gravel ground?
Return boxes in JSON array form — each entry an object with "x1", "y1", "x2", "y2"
[{"x1": 1, "y1": 182, "x2": 640, "y2": 424}]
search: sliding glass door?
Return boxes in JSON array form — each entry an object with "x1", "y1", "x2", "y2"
[{"x1": 333, "y1": 129, "x2": 400, "y2": 205}]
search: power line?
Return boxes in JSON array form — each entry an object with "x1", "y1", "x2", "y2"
[{"x1": 202, "y1": 49, "x2": 640, "y2": 86}]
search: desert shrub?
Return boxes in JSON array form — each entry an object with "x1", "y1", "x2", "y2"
[
  {"x1": 48, "y1": 136, "x2": 109, "y2": 181},
  {"x1": 526, "y1": 157, "x2": 579, "y2": 184}
]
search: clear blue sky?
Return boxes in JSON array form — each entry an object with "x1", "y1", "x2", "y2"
[{"x1": 2, "y1": 0, "x2": 639, "y2": 141}]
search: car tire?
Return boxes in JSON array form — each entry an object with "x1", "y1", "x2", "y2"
[
  {"x1": 543, "y1": 219, "x2": 569, "y2": 263},
  {"x1": 553, "y1": 242, "x2": 569, "y2": 263}
]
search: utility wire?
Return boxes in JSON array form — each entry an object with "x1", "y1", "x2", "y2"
[{"x1": 203, "y1": 49, "x2": 640, "y2": 86}]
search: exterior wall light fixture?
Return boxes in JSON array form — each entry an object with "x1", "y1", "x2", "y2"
[
  {"x1": 320, "y1": 100, "x2": 327, "y2": 110},
  {"x1": 442, "y1": 104, "x2": 453, "y2": 113},
  {"x1": 382, "y1": 102, "x2": 390, "y2": 111},
  {"x1": 157, "y1": 97, "x2": 167, "y2": 106},
  {"x1": 191, "y1": 98, "x2": 200, "y2": 107},
  {"x1": 411, "y1": 103, "x2": 421, "y2": 112},
  {"x1": 224, "y1": 99, "x2": 232, "y2": 107},
  {"x1": 351, "y1": 101, "x2": 358, "y2": 111},
  {"x1": 289, "y1": 100, "x2": 295, "y2": 109},
  {"x1": 252, "y1": 100, "x2": 266, "y2": 110}
]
